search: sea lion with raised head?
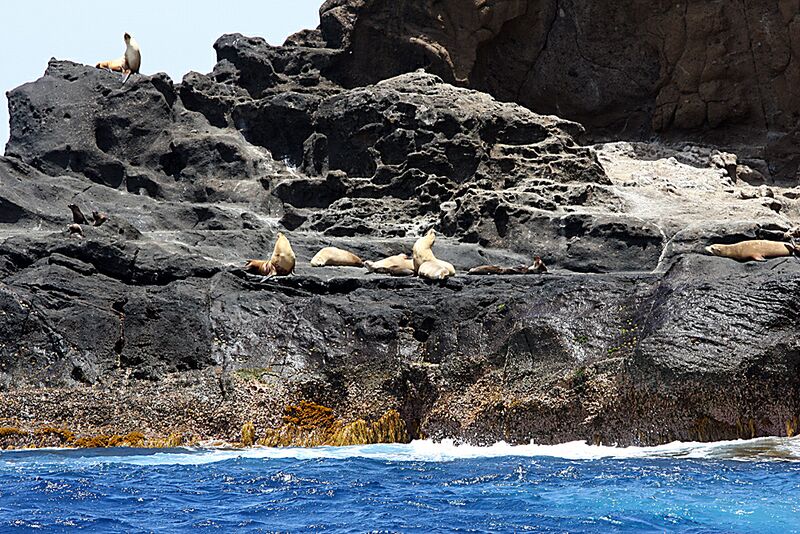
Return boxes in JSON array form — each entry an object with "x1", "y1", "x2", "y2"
[
  {"x1": 68, "y1": 204, "x2": 88, "y2": 225},
  {"x1": 529, "y1": 256, "x2": 547, "y2": 273},
  {"x1": 310, "y1": 247, "x2": 363, "y2": 267},
  {"x1": 412, "y1": 229, "x2": 437, "y2": 273},
  {"x1": 92, "y1": 211, "x2": 109, "y2": 227},
  {"x1": 244, "y1": 232, "x2": 296, "y2": 278},
  {"x1": 364, "y1": 253, "x2": 415, "y2": 276},
  {"x1": 705, "y1": 240, "x2": 795, "y2": 262},
  {"x1": 96, "y1": 32, "x2": 141, "y2": 83},
  {"x1": 412, "y1": 229, "x2": 456, "y2": 280}
]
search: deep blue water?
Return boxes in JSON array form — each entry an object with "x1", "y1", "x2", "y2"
[{"x1": 1, "y1": 438, "x2": 799, "y2": 533}]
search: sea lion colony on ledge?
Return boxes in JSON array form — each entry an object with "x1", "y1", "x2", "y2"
[
  {"x1": 242, "y1": 230, "x2": 800, "y2": 283},
  {"x1": 84, "y1": 34, "x2": 800, "y2": 275},
  {"x1": 242, "y1": 229, "x2": 541, "y2": 281}
]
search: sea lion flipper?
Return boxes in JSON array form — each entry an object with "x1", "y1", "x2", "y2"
[
  {"x1": 751, "y1": 254, "x2": 767, "y2": 262},
  {"x1": 121, "y1": 72, "x2": 131, "y2": 85}
]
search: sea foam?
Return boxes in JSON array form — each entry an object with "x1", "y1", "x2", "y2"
[{"x1": 3, "y1": 436, "x2": 800, "y2": 467}]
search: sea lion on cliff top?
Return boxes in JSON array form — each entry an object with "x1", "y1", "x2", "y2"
[
  {"x1": 68, "y1": 204, "x2": 88, "y2": 225},
  {"x1": 244, "y1": 232, "x2": 295, "y2": 278},
  {"x1": 310, "y1": 247, "x2": 363, "y2": 267},
  {"x1": 96, "y1": 33, "x2": 141, "y2": 83},
  {"x1": 364, "y1": 253, "x2": 415, "y2": 276},
  {"x1": 705, "y1": 240, "x2": 795, "y2": 262}
]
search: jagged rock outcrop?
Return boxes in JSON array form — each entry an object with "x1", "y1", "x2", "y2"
[
  {"x1": 315, "y1": 0, "x2": 800, "y2": 182},
  {"x1": 1, "y1": 4, "x2": 800, "y2": 447}
]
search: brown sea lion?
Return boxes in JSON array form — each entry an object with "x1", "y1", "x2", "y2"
[
  {"x1": 244, "y1": 232, "x2": 296, "y2": 278},
  {"x1": 92, "y1": 211, "x2": 109, "y2": 227},
  {"x1": 96, "y1": 32, "x2": 141, "y2": 83},
  {"x1": 784, "y1": 226, "x2": 800, "y2": 240},
  {"x1": 468, "y1": 256, "x2": 547, "y2": 275},
  {"x1": 705, "y1": 240, "x2": 795, "y2": 262},
  {"x1": 68, "y1": 204, "x2": 88, "y2": 225},
  {"x1": 364, "y1": 253, "x2": 415, "y2": 276},
  {"x1": 529, "y1": 256, "x2": 547, "y2": 273},
  {"x1": 310, "y1": 247, "x2": 363, "y2": 267},
  {"x1": 468, "y1": 265, "x2": 529, "y2": 275}
]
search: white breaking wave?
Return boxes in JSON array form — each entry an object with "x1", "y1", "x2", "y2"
[{"x1": 3, "y1": 436, "x2": 800, "y2": 466}]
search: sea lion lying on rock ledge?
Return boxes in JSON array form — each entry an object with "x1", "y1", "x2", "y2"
[
  {"x1": 364, "y1": 253, "x2": 415, "y2": 276},
  {"x1": 244, "y1": 232, "x2": 295, "y2": 278},
  {"x1": 468, "y1": 256, "x2": 548, "y2": 275},
  {"x1": 705, "y1": 240, "x2": 795, "y2": 262},
  {"x1": 311, "y1": 247, "x2": 363, "y2": 267}
]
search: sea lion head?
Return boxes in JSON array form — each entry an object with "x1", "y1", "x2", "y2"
[
  {"x1": 705, "y1": 244, "x2": 722, "y2": 256},
  {"x1": 124, "y1": 33, "x2": 131, "y2": 43}
]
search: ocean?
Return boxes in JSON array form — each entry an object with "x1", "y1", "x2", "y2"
[{"x1": 1, "y1": 437, "x2": 799, "y2": 533}]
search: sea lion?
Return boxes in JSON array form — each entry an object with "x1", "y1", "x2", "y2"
[
  {"x1": 417, "y1": 258, "x2": 456, "y2": 280},
  {"x1": 310, "y1": 247, "x2": 363, "y2": 267},
  {"x1": 530, "y1": 256, "x2": 547, "y2": 273},
  {"x1": 412, "y1": 229, "x2": 437, "y2": 273},
  {"x1": 468, "y1": 256, "x2": 547, "y2": 275},
  {"x1": 412, "y1": 229, "x2": 456, "y2": 279},
  {"x1": 244, "y1": 232, "x2": 295, "y2": 278},
  {"x1": 784, "y1": 226, "x2": 800, "y2": 240},
  {"x1": 67, "y1": 224, "x2": 84, "y2": 237},
  {"x1": 468, "y1": 265, "x2": 529, "y2": 275},
  {"x1": 96, "y1": 32, "x2": 141, "y2": 83},
  {"x1": 705, "y1": 240, "x2": 795, "y2": 262},
  {"x1": 68, "y1": 204, "x2": 88, "y2": 225},
  {"x1": 364, "y1": 253, "x2": 415, "y2": 276},
  {"x1": 92, "y1": 211, "x2": 109, "y2": 227}
]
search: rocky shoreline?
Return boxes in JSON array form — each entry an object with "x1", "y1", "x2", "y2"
[{"x1": 2, "y1": 1, "x2": 800, "y2": 449}]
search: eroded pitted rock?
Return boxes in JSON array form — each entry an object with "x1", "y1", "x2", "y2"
[{"x1": 316, "y1": 0, "x2": 800, "y2": 182}]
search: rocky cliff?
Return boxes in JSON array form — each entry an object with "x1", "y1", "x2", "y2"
[
  {"x1": 318, "y1": 0, "x2": 800, "y2": 182},
  {"x1": 1, "y1": 2, "x2": 800, "y2": 448}
]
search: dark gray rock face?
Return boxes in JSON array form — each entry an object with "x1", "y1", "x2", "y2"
[
  {"x1": 1, "y1": 12, "x2": 799, "y2": 446},
  {"x1": 314, "y1": 0, "x2": 800, "y2": 183}
]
